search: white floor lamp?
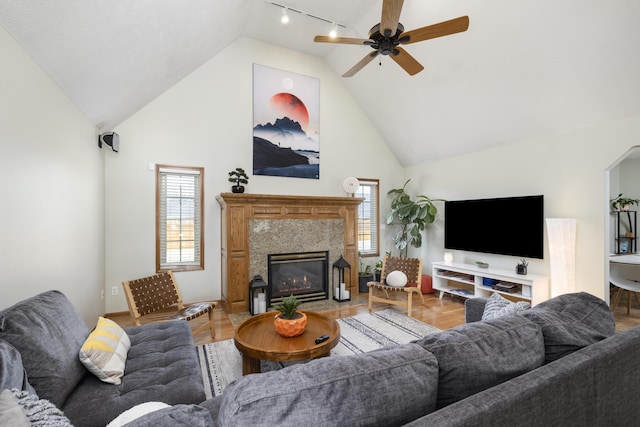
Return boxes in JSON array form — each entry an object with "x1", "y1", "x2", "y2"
[{"x1": 546, "y1": 218, "x2": 577, "y2": 297}]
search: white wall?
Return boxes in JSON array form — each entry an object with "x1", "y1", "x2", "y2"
[
  {"x1": 0, "y1": 27, "x2": 104, "y2": 325},
  {"x1": 105, "y1": 37, "x2": 403, "y2": 313},
  {"x1": 404, "y1": 114, "x2": 640, "y2": 300}
]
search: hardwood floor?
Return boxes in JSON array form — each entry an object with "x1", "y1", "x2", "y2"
[{"x1": 107, "y1": 290, "x2": 640, "y2": 346}]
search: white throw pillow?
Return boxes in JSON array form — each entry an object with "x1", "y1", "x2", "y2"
[
  {"x1": 106, "y1": 402, "x2": 171, "y2": 427},
  {"x1": 386, "y1": 270, "x2": 408, "y2": 287},
  {"x1": 79, "y1": 317, "x2": 131, "y2": 384},
  {"x1": 482, "y1": 292, "x2": 531, "y2": 320}
]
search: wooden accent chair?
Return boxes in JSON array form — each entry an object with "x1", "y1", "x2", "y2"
[
  {"x1": 122, "y1": 271, "x2": 216, "y2": 338},
  {"x1": 367, "y1": 256, "x2": 425, "y2": 318}
]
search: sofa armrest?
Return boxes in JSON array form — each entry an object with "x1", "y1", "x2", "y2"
[{"x1": 465, "y1": 298, "x2": 487, "y2": 323}]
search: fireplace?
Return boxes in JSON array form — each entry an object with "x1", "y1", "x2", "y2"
[{"x1": 268, "y1": 251, "x2": 329, "y2": 305}]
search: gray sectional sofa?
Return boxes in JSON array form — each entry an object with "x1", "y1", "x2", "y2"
[
  {"x1": 0, "y1": 290, "x2": 209, "y2": 426},
  {"x1": 3, "y1": 290, "x2": 640, "y2": 426}
]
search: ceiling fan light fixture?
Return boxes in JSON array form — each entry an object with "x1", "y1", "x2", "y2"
[{"x1": 281, "y1": 7, "x2": 290, "y2": 24}]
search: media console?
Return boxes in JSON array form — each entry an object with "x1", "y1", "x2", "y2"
[{"x1": 432, "y1": 261, "x2": 550, "y2": 305}]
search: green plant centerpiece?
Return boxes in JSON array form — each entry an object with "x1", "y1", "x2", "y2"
[
  {"x1": 273, "y1": 295, "x2": 307, "y2": 337},
  {"x1": 386, "y1": 179, "x2": 444, "y2": 257},
  {"x1": 228, "y1": 167, "x2": 249, "y2": 193}
]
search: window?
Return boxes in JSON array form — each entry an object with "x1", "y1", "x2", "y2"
[
  {"x1": 356, "y1": 178, "x2": 379, "y2": 256},
  {"x1": 156, "y1": 165, "x2": 204, "y2": 272}
]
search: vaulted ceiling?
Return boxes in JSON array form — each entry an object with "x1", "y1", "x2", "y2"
[{"x1": 1, "y1": 0, "x2": 639, "y2": 166}]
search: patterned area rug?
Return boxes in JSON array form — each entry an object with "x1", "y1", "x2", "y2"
[{"x1": 197, "y1": 309, "x2": 440, "y2": 398}]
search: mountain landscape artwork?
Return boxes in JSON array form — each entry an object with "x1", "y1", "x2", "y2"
[{"x1": 253, "y1": 64, "x2": 320, "y2": 179}]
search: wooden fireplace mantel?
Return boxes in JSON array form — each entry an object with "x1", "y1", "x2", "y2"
[{"x1": 216, "y1": 193, "x2": 363, "y2": 313}]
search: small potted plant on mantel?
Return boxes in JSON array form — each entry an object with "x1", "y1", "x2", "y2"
[
  {"x1": 228, "y1": 167, "x2": 249, "y2": 193},
  {"x1": 273, "y1": 295, "x2": 307, "y2": 337}
]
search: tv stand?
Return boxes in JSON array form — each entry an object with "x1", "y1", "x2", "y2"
[{"x1": 432, "y1": 262, "x2": 550, "y2": 305}]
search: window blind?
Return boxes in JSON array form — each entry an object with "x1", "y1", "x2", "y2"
[
  {"x1": 356, "y1": 179, "x2": 379, "y2": 256},
  {"x1": 157, "y1": 166, "x2": 203, "y2": 271}
]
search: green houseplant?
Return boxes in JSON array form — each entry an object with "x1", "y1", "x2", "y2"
[
  {"x1": 358, "y1": 253, "x2": 374, "y2": 292},
  {"x1": 228, "y1": 167, "x2": 249, "y2": 193},
  {"x1": 610, "y1": 193, "x2": 640, "y2": 211},
  {"x1": 273, "y1": 295, "x2": 307, "y2": 337},
  {"x1": 386, "y1": 179, "x2": 443, "y2": 257}
]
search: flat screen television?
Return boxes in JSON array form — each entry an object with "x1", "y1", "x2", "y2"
[{"x1": 444, "y1": 195, "x2": 544, "y2": 259}]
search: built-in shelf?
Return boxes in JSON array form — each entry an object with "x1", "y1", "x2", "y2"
[
  {"x1": 613, "y1": 210, "x2": 637, "y2": 254},
  {"x1": 432, "y1": 261, "x2": 550, "y2": 305}
]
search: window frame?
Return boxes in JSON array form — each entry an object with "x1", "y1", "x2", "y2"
[
  {"x1": 155, "y1": 164, "x2": 204, "y2": 272},
  {"x1": 356, "y1": 178, "x2": 380, "y2": 258}
]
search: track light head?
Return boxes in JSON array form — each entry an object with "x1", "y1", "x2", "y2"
[{"x1": 281, "y1": 7, "x2": 290, "y2": 24}]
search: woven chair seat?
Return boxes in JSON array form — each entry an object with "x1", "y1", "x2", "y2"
[{"x1": 367, "y1": 281, "x2": 421, "y2": 293}]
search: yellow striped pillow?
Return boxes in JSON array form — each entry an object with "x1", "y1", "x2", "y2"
[{"x1": 79, "y1": 317, "x2": 131, "y2": 384}]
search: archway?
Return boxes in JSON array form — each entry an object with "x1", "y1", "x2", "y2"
[{"x1": 605, "y1": 145, "x2": 640, "y2": 305}]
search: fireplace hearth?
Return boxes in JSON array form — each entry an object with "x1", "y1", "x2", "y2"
[{"x1": 268, "y1": 251, "x2": 329, "y2": 304}]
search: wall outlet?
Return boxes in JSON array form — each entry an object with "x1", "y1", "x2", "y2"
[
  {"x1": 101, "y1": 290, "x2": 105, "y2": 300},
  {"x1": 111, "y1": 286, "x2": 118, "y2": 296}
]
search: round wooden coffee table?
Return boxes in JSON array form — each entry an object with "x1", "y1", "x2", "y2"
[{"x1": 234, "y1": 311, "x2": 340, "y2": 375}]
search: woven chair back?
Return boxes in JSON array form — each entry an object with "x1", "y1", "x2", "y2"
[
  {"x1": 380, "y1": 256, "x2": 423, "y2": 285},
  {"x1": 124, "y1": 272, "x2": 182, "y2": 317}
]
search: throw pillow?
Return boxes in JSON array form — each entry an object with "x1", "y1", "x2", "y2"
[
  {"x1": 6, "y1": 388, "x2": 72, "y2": 426},
  {"x1": 0, "y1": 389, "x2": 29, "y2": 427},
  {"x1": 386, "y1": 270, "x2": 408, "y2": 287},
  {"x1": 482, "y1": 292, "x2": 531, "y2": 320},
  {"x1": 79, "y1": 316, "x2": 131, "y2": 384},
  {"x1": 0, "y1": 340, "x2": 37, "y2": 394}
]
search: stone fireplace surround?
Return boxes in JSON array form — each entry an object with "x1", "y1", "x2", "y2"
[{"x1": 216, "y1": 193, "x2": 362, "y2": 314}]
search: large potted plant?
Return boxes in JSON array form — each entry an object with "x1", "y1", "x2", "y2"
[
  {"x1": 228, "y1": 167, "x2": 249, "y2": 193},
  {"x1": 273, "y1": 295, "x2": 307, "y2": 337},
  {"x1": 386, "y1": 179, "x2": 443, "y2": 257}
]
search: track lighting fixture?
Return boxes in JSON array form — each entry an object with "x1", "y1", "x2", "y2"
[
  {"x1": 281, "y1": 7, "x2": 290, "y2": 24},
  {"x1": 329, "y1": 22, "x2": 338, "y2": 38},
  {"x1": 266, "y1": 1, "x2": 345, "y2": 32}
]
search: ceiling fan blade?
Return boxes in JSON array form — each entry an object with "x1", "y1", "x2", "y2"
[
  {"x1": 314, "y1": 35, "x2": 373, "y2": 45},
  {"x1": 400, "y1": 16, "x2": 469, "y2": 45},
  {"x1": 381, "y1": 0, "x2": 404, "y2": 37},
  {"x1": 342, "y1": 52, "x2": 379, "y2": 78},
  {"x1": 390, "y1": 47, "x2": 424, "y2": 76}
]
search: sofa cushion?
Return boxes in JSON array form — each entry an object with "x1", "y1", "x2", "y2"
[
  {"x1": 219, "y1": 343, "x2": 439, "y2": 427},
  {"x1": 79, "y1": 317, "x2": 131, "y2": 385},
  {"x1": 114, "y1": 404, "x2": 214, "y2": 427},
  {"x1": 61, "y1": 320, "x2": 206, "y2": 427},
  {"x1": 482, "y1": 292, "x2": 531, "y2": 320},
  {"x1": 0, "y1": 340, "x2": 36, "y2": 395},
  {"x1": 0, "y1": 290, "x2": 90, "y2": 407},
  {"x1": 414, "y1": 314, "x2": 545, "y2": 409},
  {"x1": 520, "y1": 292, "x2": 616, "y2": 363}
]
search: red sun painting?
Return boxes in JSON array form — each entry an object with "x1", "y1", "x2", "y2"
[{"x1": 269, "y1": 93, "x2": 309, "y2": 130}]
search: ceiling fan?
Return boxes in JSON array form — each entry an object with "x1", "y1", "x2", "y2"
[{"x1": 313, "y1": 0, "x2": 469, "y2": 77}]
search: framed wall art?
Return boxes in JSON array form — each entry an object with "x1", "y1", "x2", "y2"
[{"x1": 253, "y1": 64, "x2": 320, "y2": 179}]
